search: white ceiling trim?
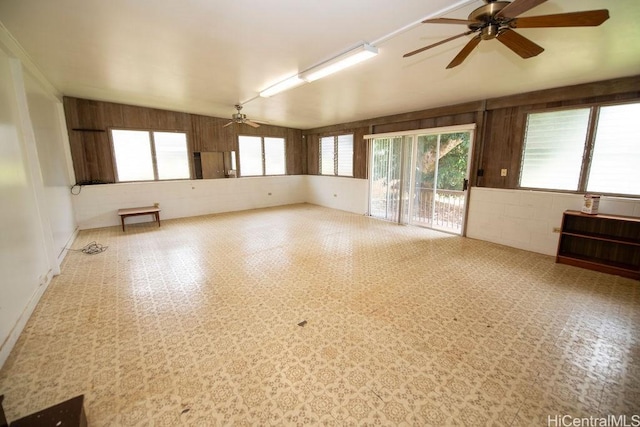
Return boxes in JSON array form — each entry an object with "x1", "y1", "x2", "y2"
[
  {"x1": 364, "y1": 123, "x2": 476, "y2": 139},
  {"x1": 0, "y1": 21, "x2": 60, "y2": 100}
]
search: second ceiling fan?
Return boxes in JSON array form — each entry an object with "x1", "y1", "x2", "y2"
[
  {"x1": 404, "y1": 0, "x2": 609, "y2": 68},
  {"x1": 223, "y1": 104, "x2": 261, "y2": 128}
]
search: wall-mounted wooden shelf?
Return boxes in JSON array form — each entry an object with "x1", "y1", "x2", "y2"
[{"x1": 556, "y1": 210, "x2": 640, "y2": 280}]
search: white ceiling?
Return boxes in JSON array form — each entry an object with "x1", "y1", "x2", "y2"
[{"x1": 1, "y1": 0, "x2": 639, "y2": 129}]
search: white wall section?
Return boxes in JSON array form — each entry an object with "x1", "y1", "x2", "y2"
[
  {"x1": 24, "y1": 72, "x2": 77, "y2": 264},
  {"x1": 0, "y1": 42, "x2": 76, "y2": 366},
  {"x1": 72, "y1": 176, "x2": 307, "y2": 230},
  {"x1": 70, "y1": 175, "x2": 370, "y2": 230},
  {"x1": 305, "y1": 176, "x2": 369, "y2": 216},
  {"x1": 466, "y1": 187, "x2": 640, "y2": 256}
]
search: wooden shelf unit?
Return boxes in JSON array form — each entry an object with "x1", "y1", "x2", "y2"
[{"x1": 556, "y1": 210, "x2": 640, "y2": 280}]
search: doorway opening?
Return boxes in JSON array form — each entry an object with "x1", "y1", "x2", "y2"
[{"x1": 367, "y1": 125, "x2": 474, "y2": 235}]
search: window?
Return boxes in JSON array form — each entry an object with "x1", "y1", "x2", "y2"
[
  {"x1": 520, "y1": 102, "x2": 640, "y2": 196},
  {"x1": 320, "y1": 134, "x2": 353, "y2": 176},
  {"x1": 111, "y1": 130, "x2": 190, "y2": 182},
  {"x1": 238, "y1": 135, "x2": 286, "y2": 176},
  {"x1": 588, "y1": 103, "x2": 640, "y2": 195},
  {"x1": 520, "y1": 109, "x2": 590, "y2": 191}
]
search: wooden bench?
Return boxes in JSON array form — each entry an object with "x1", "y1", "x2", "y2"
[{"x1": 117, "y1": 206, "x2": 161, "y2": 232}]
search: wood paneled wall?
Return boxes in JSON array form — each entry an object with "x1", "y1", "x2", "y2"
[
  {"x1": 302, "y1": 75, "x2": 640, "y2": 188},
  {"x1": 64, "y1": 75, "x2": 640, "y2": 187},
  {"x1": 479, "y1": 76, "x2": 640, "y2": 188},
  {"x1": 63, "y1": 97, "x2": 305, "y2": 183}
]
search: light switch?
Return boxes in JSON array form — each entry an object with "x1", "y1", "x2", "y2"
[{"x1": 500, "y1": 169, "x2": 508, "y2": 177}]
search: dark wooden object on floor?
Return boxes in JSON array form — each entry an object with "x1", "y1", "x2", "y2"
[
  {"x1": 556, "y1": 210, "x2": 640, "y2": 280},
  {"x1": 8, "y1": 395, "x2": 86, "y2": 427},
  {"x1": 117, "y1": 206, "x2": 161, "y2": 232},
  {"x1": 1, "y1": 395, "x2": 8, "y2": 427}
]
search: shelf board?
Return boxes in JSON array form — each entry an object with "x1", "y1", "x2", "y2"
[
  {"x1": 561, "y1": 231, "x2": 640, "y2": 247},
  {"x1": 564, "y1": 210, "x2": 640, "y2": 224},
  {"x1": 557, "y1": 210, "x2": 640, "y2": 280},
  {"x1": 557, "y1": 253, "x2": 639, "y2": 275}
]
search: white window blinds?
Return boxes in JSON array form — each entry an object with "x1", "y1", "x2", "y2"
[
  {"x1": 520, "y1": 109, "x2": 590, "y2": 191},
  {"x1": 320, "y1": 134, "x2": 354, "y2": 176}
]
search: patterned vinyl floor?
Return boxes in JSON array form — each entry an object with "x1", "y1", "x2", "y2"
[{"x1": 1, "y1": 204, "x2": 638, "y2": 426}]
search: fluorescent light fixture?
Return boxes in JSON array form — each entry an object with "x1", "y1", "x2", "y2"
[
  {"x1": 303, "y1": 43, "x2": 378, "y2": 82},
  {"x1": 259, "y1": 75, "x2": 305, "y2": 97}
]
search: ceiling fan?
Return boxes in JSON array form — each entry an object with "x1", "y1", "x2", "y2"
[
  {"x1": 404, "y1": 0, "x2": 609, "y2": 68},
  {"x1": 223, "y1": 104, "x2": 261, "y2": 128}
]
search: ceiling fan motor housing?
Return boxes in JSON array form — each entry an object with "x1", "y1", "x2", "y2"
[
  {"x1": 232, "y1": 113, "x2": 247, "y2": 122},
  {"x1": 469, "y1": 1, "x2": 511, "y2": 39}
]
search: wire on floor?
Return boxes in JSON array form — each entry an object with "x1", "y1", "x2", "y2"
[{"x1": 67, "y1": 241, "x2": 108, "y2": 255}]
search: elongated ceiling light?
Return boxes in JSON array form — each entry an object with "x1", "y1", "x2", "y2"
[
  {"x1": 259, "y1": 75, "x2": 305, "y2": 98},
  {"x1": 258, "y1": 43, "x2": 378, "y2": 98},
  {"x1": 302, "y1": 43, "x2": 378, "y2": 82}
]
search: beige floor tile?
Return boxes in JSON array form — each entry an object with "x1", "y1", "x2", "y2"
[{"x1": 1, "y1": 204, "x2": 638, "y2": 425}]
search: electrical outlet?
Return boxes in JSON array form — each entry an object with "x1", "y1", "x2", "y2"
[
  {"x1": 500, "y1": 169, "x2": 508, "y2": 177},
  {"x1": 552, "y1": 227, "x2": 561, "y2": 233}
]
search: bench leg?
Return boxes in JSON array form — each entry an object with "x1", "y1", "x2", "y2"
[
  {"x1": 156, "y1": 212, "x2": 161, "y2": 227},
  {"x1": 121, "y1": 216, "x2": 126, "y2": 232}
]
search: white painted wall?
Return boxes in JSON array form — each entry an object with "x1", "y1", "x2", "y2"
[
  {"x1": 72, "y1": 176, "x2": 306, "y2": 229},
  {"x1": 305, "y1": 176, "x2": 369, "y2": 215},
  {"x1": 71, "y1": 175, "x2": 370, "y2": 230},
  {"x1": 0, "y1": 48, "x2": 77, "y2": 366},
  {"x1": 466, "y1": 187, "x2": 640, "y2": 256},
  {"x1": 24, "y1": 72, "x2": 77, "y2": 264}
]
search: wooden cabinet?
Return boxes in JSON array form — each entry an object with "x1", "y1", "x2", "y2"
[{"x1": 556, "y1": 210, "x2": 640, "y2": 280}]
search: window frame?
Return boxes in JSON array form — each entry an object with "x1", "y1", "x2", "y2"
[
  {"x1": 109, "y1": 128, "x2": 191, "y2": 182},
  {"x1": 319, "y1": 133, "x2": 354, "y2": 177},
  {"x1": 238, "y1": 135, "x2": 287, "y2": 177},
  {"x1": 518, "y1": 100, "x2": 640, "y2": 198}
]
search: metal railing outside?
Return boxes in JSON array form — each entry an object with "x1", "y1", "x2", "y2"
[{"x1": 411, "y1": 188, "x2": 465, "y2": 233}]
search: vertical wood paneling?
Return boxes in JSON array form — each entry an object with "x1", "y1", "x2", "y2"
[
  {"x1": 470, "y1": 110, "x2": 485, "y2": 188},
  {"x1": 101, "y1": 102, "x2": 125, "y2": 128},
  {"x1": 480, "y1": 107, "x2": 522, "y2": 188},
  {"x1": 63, "y1": 97, "x2": 115, "y2": 183},
  {"x1": 286, "y1": 128, "x2": 303, "y2": 175},
  {"x1": 302, "y1": 76, "x2": 639, "y2": 190},
  {"x1": 353, "y1": 127, "x2": 368, "y2": 179},
  {"x1": 63, "y1": 77, "x2": 639, "y2": 187},
  {"x1": 64, "y1": 97, "x2": 304, "y2": 183},
  {"x1": 120, "y1": 105, "x2": 147, "y2": 129},
  {"x1": 306, "y1": 135, "x2": 319, "y2": 175}
]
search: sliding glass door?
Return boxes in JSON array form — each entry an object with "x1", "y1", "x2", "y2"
[
  {"x1": 369, "y1": 137, "x2": 404, "y2": 222},
  {"x1": 369, "y1": 126, "x2": 473, "y2": 235}
]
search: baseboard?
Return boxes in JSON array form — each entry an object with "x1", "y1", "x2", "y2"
[
  {"x1": 0, "y1": 272, "x2": 52, "y2": 369},
  {"x1": 57, "y1": 226, "x2": 79, "y2": 267}
]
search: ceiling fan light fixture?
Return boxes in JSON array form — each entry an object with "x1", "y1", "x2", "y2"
[
  {"x1": 259, "y1": 75, "x2": 305, "y2": 98},
  {"x1": 302, "y1": 43, "x2": 378, "y2": 82},
  {"x1": 481, "y1": 24, "x2": 499, "y2": 40}
]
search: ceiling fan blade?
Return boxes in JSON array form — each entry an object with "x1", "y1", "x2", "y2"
[
  {"x1": 423, "y1": 18, "x2": 478, "y2": 25},
  {"x1": 496, "y1": 28, "x2": 544, "y2": 58},
  {"x1": 512, "y1": 10, "x2": 609, "y2": 28},
  {"x1": 446, "y1": 35, "x2": 481, "y2": 69},
  {"x1": 223, "y1": 121, "x2": 234, "y2": 128},
  {"x1": 245, "y1": 120, "x2": 260, "y2": 128},
  {"x1": 404, "y1": 31, "x2": 473, "y2": 58},
  {"x1": 496, "y1": 0, "x2": 546, "y2": 18}
]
